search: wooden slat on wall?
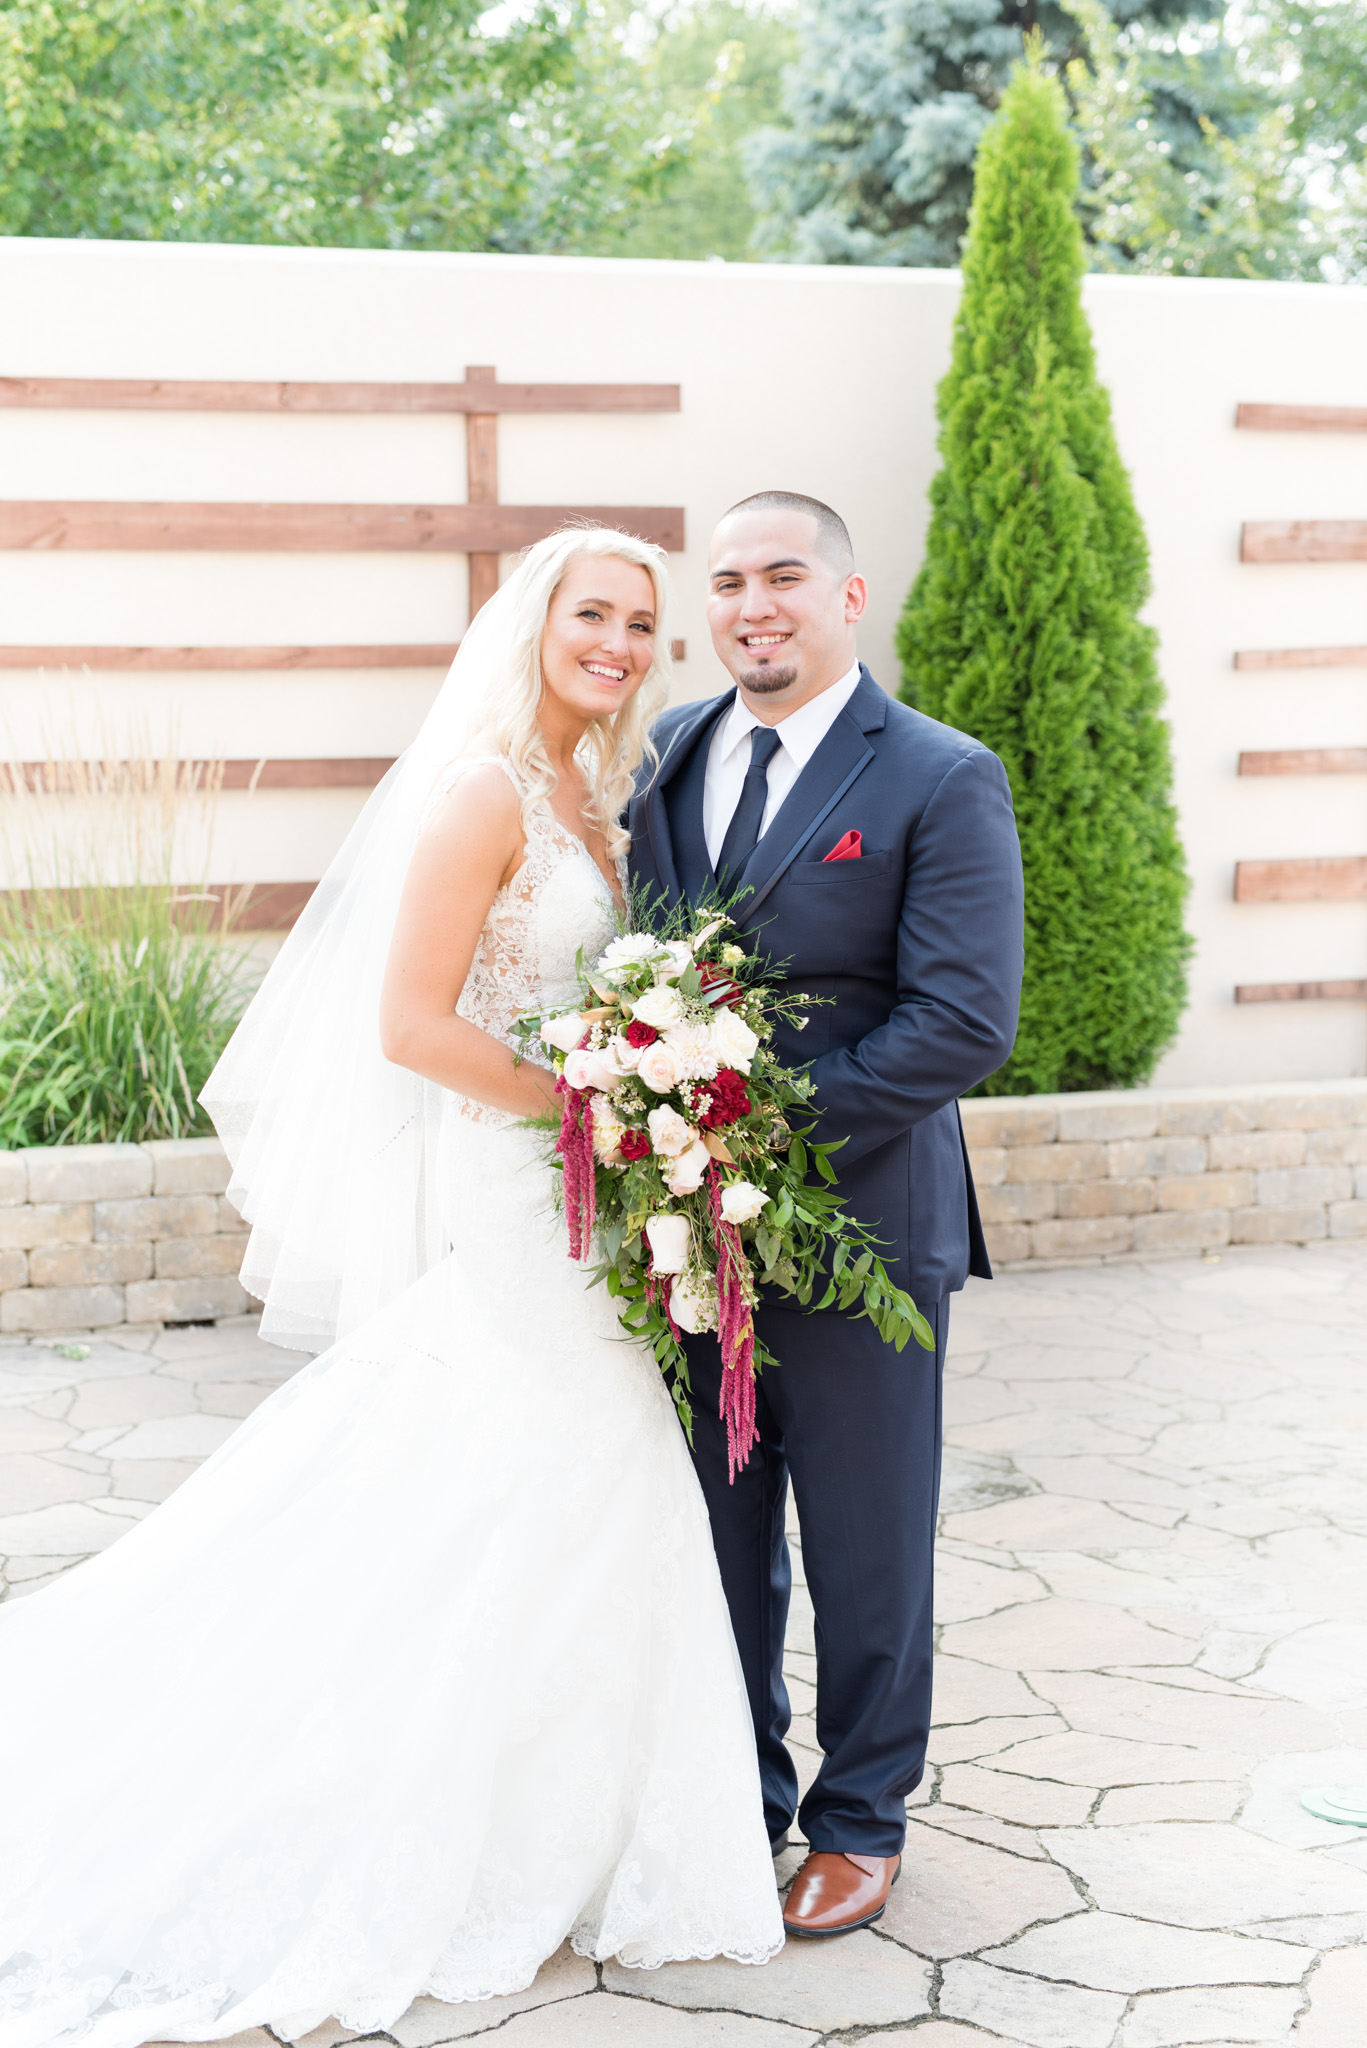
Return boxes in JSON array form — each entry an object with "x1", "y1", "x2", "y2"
[
  {"x1": 0, "y1": 644, "x2": 456, "y2": 670},
  {"x1": 214, "y1": 882, "x2": 317, "y2": 930},
  {"x1": 0, "y1": 501, "x2": 685, "y2": 552},
  {"x1": 12, "y1": 759, "x2": 396, "y2": 792},
  {"x1": 1239, "y1": 749, "x2": 1367, "y2": 776},
  {"x1": 1237, "y1": 979, "x2": 1367, "y2": 1003},
  {"x1": 1241, "y1": 521, "x2": 1367, "y2": 564},
  {"x1": 1236, "y1": 404, "x2": 1367, "y2": 433},
  {"x1": 1235, "y1": 857, "x2": 1367, "y2": 902},
  {"x1": 1235, "y1": 646, "x2": 1367, "y2": 670},
  {"x1": 0, "y1": 377, "x2": 681, "y2": 415}
]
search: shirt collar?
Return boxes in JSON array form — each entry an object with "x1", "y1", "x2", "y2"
[{"x1": 717, "y1": 660, "x2": 863, "y2": 767}]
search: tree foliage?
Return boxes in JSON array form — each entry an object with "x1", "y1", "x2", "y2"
[
  {"x1": 898, "y1": 55, "x2": 1190, "y2": 1094},
  {"x1": 0, "y1": 0, "x2": 677, "y2": 249}
]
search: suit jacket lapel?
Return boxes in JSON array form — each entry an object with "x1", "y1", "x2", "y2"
[
  {"x1": 734, "y1": 669, "x2": 888, "y2": 928},
  {"x1": 641, "y1": 691, "x2": 734, "y2": 904}
]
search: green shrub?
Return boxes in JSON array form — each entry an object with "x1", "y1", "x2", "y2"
[
  {"x1": 897, "y1": 50, "x2": 1191, "y2": 1095},
  {"x1": 0, "y1": 755, "x2": 254, "y2": 1146}
]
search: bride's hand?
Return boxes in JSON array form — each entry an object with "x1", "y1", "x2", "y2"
[{"x1": 379, "y1": 764, "x2": 559, "y2": 1118}]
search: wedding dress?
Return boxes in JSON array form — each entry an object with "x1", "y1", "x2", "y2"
[{"x1": 0, "y1": 767, "x2": 783, "y2": 2048}]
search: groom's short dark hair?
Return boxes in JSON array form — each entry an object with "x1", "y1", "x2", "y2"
[{"x1": 723, "y1": 491, "x2": 855, "y2": 575}]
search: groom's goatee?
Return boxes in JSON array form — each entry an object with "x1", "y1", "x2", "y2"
[{"x1": 740, "y1": 665, "x2": 798, "y2": 696}]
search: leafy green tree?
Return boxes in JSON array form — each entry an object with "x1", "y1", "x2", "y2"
[
  {"x1": 898, "y1": 53, "x2": 1190, "y2": 1093},
  {"x1": 587, "y1": 2, "x2": 797, "y2": 261},
  {"x1": 0, "y1": 0, "x2": 677, "y2": 249}
]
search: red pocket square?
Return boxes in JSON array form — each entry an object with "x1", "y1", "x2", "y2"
[{"x1": 823, "y1": 829, "x2": 862, "y2": 863}]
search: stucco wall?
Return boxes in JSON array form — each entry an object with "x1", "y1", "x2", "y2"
[{"x1": 2, "y1": 239, "x2": 1366, "y2": 1088}]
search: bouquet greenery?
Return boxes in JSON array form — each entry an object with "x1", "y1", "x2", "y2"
[{"x1": 515, "y1": 894, "x2": 934, "y2": 1479}]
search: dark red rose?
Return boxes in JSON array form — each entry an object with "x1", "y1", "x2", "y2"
[
  {"x1": 618, "y1": 1128, "x2": 651, "y2": 1161},
  {"x1": 625, "y1": 1020, "x2": 659, "y2": 1048},
  {"x1": 698, "y1": 1067, "x2": 752, "y2": 1129}
]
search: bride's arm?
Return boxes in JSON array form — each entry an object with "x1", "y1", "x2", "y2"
[{"x1": 378, "y1": 765, "x2": 560, "y2": 1119}]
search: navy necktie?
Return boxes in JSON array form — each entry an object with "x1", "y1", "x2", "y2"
[{"x1": 716, "y1": 726, "x2": 783, "y2": 883}]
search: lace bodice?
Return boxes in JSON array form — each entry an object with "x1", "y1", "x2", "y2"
[{"x1": 444, "y1": 758, "x2": 625, "y2": 1126}]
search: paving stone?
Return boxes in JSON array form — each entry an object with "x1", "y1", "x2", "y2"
[
  {"x1": 1023, "y1": 1672, "x2": 1336, "y2": 1754},
  {"x1": 880, "y1": 1821, "x2": 1083, "y2": 1956},
  {"x1": 978, "y1": 1912, "x2": 1307, "y2": 1991},
  {"x1": 935, "y1": 1552, "x2": 1049, "y2": 1623},
  {"x1": 937, "y1": 1764, "x2": 1095, "y2": 1826},
  {"x1": 941, "y1": 1599, "x2": 1194, "y2": 1670},
  {"x1": 929, "y1": 1715, "x2": 1069, "y2": 1765},
  {"x1": 867, "y1": 2027, "x2": 1016, "y2": 2048},
  {"x1": 0, "y1": 1451, "x2": 105, "y2": 1515},
  {"x1": 389, "y1": 1945, "x2": 596, "y2": 2043},
  {"x1": 66, "y1": 1373, "x2": 199, "y2": 1431},
  {"x1": 1039, "y1": 1822, "x2": 1367, "y2": 1929},
  {"x1": 910, "y1": 1806, "x2": 1051, "y2": 1860},
  {"x1": 943, "y1": 1495, "x2": 1174, "y2": 1550},
  {"x1": 1294, "y1": 1944, "x2": 1367, "y2": 2045},
  {"x1": 603, "y1": 1930, "x2": 931, "y2": 2029},
  {"x1": 931, "y1": 1657, "x2": 1057, "y2": 1725},
  {"x1": 0, "y1": 1409, "x2": 73, "y2": 1453},
  {"x1": 1119, "y1": 1983, "x2": 1304, "y2": 2047},
  {"x1": 1095, "y1": 1783, "x2": 1243, "y2": 1822},
  {"x1": 108, "y1": 1457, "x2": 202, "y2": 1503},
  {"x1": 939, "y1": 1959, "x2": 1124, "y2": 2048},
  {"x1": 1256, "y1": 1621, "x2": 1367, "y2": 1711},
  {"x1": 488, "y1": 1993, "x2": 817, "y2": 2045},
  {"x1": 100, "y1": 1414, "x2": 240, "y2": 1461},
  {"x1": 0, "y1": 1496, "x2": 147, "y2": 1557},
  {"x1": 988, "y1": 1729, "x2": 1253, "y2": 1786}
]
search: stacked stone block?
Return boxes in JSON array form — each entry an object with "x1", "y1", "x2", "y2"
[
  {"x1": 963, "y1": 1078, "x2": 1367, "y2": 1267},
  {"x1": 0, "y1": 1139, "x2": 251, "y2": 1332}
]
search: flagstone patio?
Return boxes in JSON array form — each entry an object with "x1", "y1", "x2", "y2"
[{"x1": 3, "y1": 1240, "x2": 1366, "y2": 2047}]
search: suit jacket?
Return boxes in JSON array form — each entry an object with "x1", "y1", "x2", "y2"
[{"x1": 626, "y1": 667, "x2": 1025, "y2": 1305}]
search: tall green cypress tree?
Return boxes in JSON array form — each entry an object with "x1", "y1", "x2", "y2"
[{"x1": 898, "y1": 50, "x2": 1190, "y2": 1095}]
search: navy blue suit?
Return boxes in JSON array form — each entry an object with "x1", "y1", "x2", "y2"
[{"x1": 627, "y1": 667, "x2": 1024, "y2": 1854}]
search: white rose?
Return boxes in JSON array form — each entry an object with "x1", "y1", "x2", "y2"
[
  {"x1": 655, "y1": 940, "x2": 695, "y2": 984},
  {"x1": 670, "y1": 1267, "x2": 718, "y2": 1334},
  {"x1": 636, "y1": 1041, "x2": 683, "y2": 1095},
  {"x1": 720, "y1": 1179, "x2": 768, "y2": 1225},
  {"x1": 645, "y1": 1212, "x2": 691, "y2": 1274},
  {"x1": 663, "y1": 1021, "x2": 720, "y2": 1082},
  {"x1": 629, "y1": 983, "x2": 683, "y2": 1031},
  {"x1": 665, "y1": 1136, "x2": 712, "y2": 1197},
  {"x1": 612, "y1": 1031, "x2": 643, "y2": 1071},
  {"x1": 597, "y1": 932, "x2": 662, "y2": 977},
  {"x1": 648, "y1": 1105, "x2": 695, "y2": 1158},
  {"x1": 563, "y1": 1047, "x2": 621, "y2": 1094},
  {"x1": 541, "y1": 1011, "x2": 588, "y2": 1054},
  {"x1": 709, "y1": 1007, "x2": 759, "y2": 1074},
  {"x1": 593, "y1": 1105, "x2": 627, "y2": 1165}
]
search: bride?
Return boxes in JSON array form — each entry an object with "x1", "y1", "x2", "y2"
[{"x1": 0, "y1": 527, "x2": 783, "y2": 2048}]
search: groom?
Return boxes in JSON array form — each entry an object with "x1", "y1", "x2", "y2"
[{"x1": 628, "y1": 492, "x2": 1024, "y2": 1936}]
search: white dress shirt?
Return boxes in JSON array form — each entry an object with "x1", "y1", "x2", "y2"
[{"x1": 703, "y1": 662, "x2": 863, "y2": 871}]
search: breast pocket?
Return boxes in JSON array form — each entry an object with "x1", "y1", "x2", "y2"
[{"x1": 786, "y1": 850, "x2": 894, "y2": 885}]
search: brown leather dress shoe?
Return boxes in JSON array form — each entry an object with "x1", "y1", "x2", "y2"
[{"x1": 782, "y1": 1851, "x2": 901, "y2": 1937}]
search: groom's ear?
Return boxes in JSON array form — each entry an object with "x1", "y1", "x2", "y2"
[{"x1": 843, "y1": 574, "x2": 868, "y2": 625}]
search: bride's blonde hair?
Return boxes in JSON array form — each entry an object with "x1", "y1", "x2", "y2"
[{"x1": 468, "y1": 525, "x2": 672, "y2": 862}]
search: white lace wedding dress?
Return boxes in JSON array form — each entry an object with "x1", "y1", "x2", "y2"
[{"x1": 0, "y1": 779, "x2": 783, "y2": 2048}]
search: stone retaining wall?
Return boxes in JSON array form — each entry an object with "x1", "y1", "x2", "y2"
[
  {"x1": 962, "y1": 1077, "x2": 1367, "y2": 1268},
  {"x1": 0, "y1": 1139, "x2": 250, "y2": 1333},
  {"x1": 4, "y1": 1080, "x2": 1366, "y2": 1327}
]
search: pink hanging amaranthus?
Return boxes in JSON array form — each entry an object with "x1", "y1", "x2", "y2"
[
  {"x1": 707, "y1": 1164, "x2": 759, "y2": 1482},
  {"x1": 644, "y1": 1263, "x2": 681, "y2": 1343},
  {"x1": 555, "y1": 1076, "x2": 597, "y2": 1261}
]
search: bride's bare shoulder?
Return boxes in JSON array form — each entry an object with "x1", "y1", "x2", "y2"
[{"x1": 419, "y1": 756, "x2": 522, "y2": 848}]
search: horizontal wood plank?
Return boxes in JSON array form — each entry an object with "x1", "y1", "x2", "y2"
[
  {"x1": 0, "y1": 501, "x2": 685, "y2": 552},
  {"x1": 1239, "y1": 748, "x2": 1367, "y2": 776},
  {"x1": 0, "y1": 879, "x2": 316, "y2": 930},
  {"x1": 1236, "y1": 403, "x2": 1367, "y2": 433},
  {"x1": 1235, "y1": 856, "x2": 1367, "y2": 902},
  {"x1": 1235, "y1": 646, "x2": 1367, "y2": 670},
  {"x1": 0, "y1": 377, "x2": 680, "y2": 415},
  {"x1": 13, "y1": 759, "x2": 395, "y2": 792},
  {"x1": 0, "y1": 643, "x2": 457, "y2": 670},
  {"x1": 1241, "y1": 520, "x2": 1367, "y2": 564},
  {"x1": 1236, "y1": 979, "x2": 1367, "y2": 1003}
]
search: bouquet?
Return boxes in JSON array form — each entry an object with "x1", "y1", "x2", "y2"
[{"x1": 515, "y1": 896, "x2": 935, "y2": 1481}]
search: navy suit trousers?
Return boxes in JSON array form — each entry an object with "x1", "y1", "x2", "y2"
[{"x1": 682, "y1": 1294, "x2": 949, "y2": 1856}]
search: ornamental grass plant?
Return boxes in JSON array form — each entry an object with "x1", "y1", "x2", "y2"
[
  {"x1": 0, "y1": 751, "x2": 255, "y2": 1147},
  {"x1": 898, "y1": 47, "x2": 1191, "y2": 1094}
]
